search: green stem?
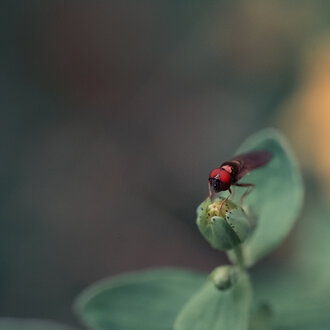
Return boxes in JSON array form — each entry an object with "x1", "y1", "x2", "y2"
[{"x1": 233, "y1": 245, "x2": 245, "y2": 270}]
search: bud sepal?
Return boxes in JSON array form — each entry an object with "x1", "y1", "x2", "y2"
[{"x1": 196, "y1": 197, "x2": 250, "y2": 251}]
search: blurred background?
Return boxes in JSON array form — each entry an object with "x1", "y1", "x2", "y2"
[{"x1": 2, "y1": 0, "x2": 330, "y2": 327}]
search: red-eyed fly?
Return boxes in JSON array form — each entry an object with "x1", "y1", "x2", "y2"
[{"x1": 208, "y1": 150, "x2": 272, "y2": 208}]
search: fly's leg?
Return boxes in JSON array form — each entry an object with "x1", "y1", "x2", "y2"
[
  {"x1": 235, "y1": 183, "x2": 255, "y2": 209},
  {"x1": 219, "y1": 188, "x2": 233, "y2": 213},
  {"x1": 208, "y1": 182, "x2": 212, "y2": 199},
  {"x1": 231, "y1": 186, "x2": 235, "y2": 200}
]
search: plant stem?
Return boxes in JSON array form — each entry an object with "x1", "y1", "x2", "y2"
[{"x1": 233, "y1": 245, "x2": 245, "y2": 270}]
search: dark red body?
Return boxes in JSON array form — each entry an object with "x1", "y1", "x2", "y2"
[{"x1": 208, "y1": 150, "x2": 272, "y2": 194}]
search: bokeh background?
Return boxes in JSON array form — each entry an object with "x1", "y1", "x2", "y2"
[{"x1": 2, "y1": 0, "x2": 330, "y2": 327}]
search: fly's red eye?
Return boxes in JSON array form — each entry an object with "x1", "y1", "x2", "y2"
[
  {"x1": 209, "y1": 168, "x2": 221, "y2": 180},
  {"x1": 219, "y1": 170, "x2": 231, "y2": 184}
]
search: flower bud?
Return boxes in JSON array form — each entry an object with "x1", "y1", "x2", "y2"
[
  {"x1": 209, "y1": 265, "x2": 239, "y2": 290},
  {"x1": 196, "y1": 197, "x2": 250, "y2": 251}
]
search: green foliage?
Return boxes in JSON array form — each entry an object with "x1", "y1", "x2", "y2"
[
  {"x1": 0, "y1": 319, "x2": 79, "y2": 330},
  {"x1": 174, "y1": 271, "x2": 252, "y2": 330},
  {"x1": 252, "y1": 197, "x2": 330, "y2": 330},
  {"x1": 256, "y1": 270, "x2": 330, "y2": 330},
  {"x1": 75, "y1": 268, "x2": 205, "y2": 330},
  {"x1": 248, "y1": 303, "x2": 272, "y2": 330},
  {"x1": 231, "y1": 129, "x2": 304, "y2": 266},
  {"x1": 73, "y1": 128, "x2": 307, "y2": 330}
]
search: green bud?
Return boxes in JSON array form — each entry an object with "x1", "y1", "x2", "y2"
[
  {"x1": 196, "y1": 197, "x2": 250, "y2": 251},
  {"x1": 209, "y1": 265, "x2": 239, "y2": 290}
]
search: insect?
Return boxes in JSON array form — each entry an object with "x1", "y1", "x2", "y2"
[{"x1": 208, "y1": 150, "x2": 272, "y2": 209}]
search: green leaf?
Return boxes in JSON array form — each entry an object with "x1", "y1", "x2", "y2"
[
  {"x1": 75, "y1": 268, "x2": 205, "y2": 330},
  {"x1": 248, "y1": 303, "x2": 272, "y2": 330},
  {"x1": 0, "y1": 318, "x2": 79, "y2": 330},
  {"x1": 294, "y1": 197, "x2": 330, "y2": 286},
  {"x1": 251, "y1": 197, "x2": 330, "y2": 330},
  {"x1": 174, "y1": 270, "x2": 252, "y2": 330},
  {"x1": 231, "y1": 128, "x2": 304, "y2": 266}
]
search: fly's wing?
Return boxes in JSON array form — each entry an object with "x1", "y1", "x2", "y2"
[{"x1": 232, "y1": 150, "x2": 272, "y2": 181}]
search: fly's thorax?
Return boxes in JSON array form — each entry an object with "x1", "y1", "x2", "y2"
[{"x1": 220, "y1": 161, "x2": 241, "y2": 181}]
